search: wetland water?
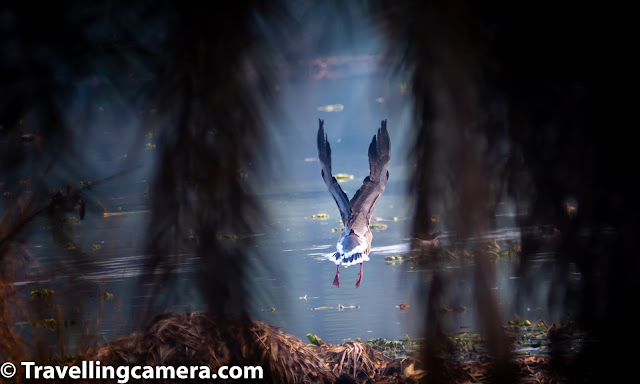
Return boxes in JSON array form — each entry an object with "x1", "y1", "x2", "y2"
[
  {"x1": 15, "y1": 171, "x2": 561, "y2": 352},
  {"x1": 10, "y1": 60, "x2": 569, "y2": 354},
  {"x1": 249, "y1": 182, "x2": 554, "y2": 345}
]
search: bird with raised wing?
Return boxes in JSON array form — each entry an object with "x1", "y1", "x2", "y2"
[{"x1": 317, "y1": 119, "x2": 391, "y2": 288}]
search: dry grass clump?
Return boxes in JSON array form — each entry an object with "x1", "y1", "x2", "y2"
[
  {"x1": 319, "y1": 341, "x2": 423, "y2": 383},
  {"x1": 252, "y1": 318, "x2": 337, "y2": 383},
  {"x1": 87, "y1": 312, "x2": 422, "y2": 383},
  {"x1": 38, "y1": 312, "x2": 566, "y2": 383}
]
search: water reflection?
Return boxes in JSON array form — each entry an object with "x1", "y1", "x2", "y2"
[
  {"x1": 7, "y1": 4, "x2": 579, "y2": 354},
  {"x1": 14, "y1": 178, "x2": 577, "y2": 353}
]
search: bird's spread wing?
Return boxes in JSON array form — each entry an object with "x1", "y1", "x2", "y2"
[
  {"x1": 347, "y1": 120, "x2": 391, "y2": 237},
  {"x1": 317, "y1": 119, "x2": 351, "y2": 224}
]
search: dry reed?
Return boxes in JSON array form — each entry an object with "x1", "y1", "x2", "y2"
[{"x1": 87, "y1": 312, "x2": 423, "y2": 383}]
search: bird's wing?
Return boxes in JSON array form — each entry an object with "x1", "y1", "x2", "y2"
[
  {"x1": 317, "y1": 119, "x2": 351, "y2": 224},
  {"x1": 347, "y1": 120, "x2": 391, "y2": 237}
]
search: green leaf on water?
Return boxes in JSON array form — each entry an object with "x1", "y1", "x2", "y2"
[{"x1": 306, "y1": 333, "x2": 323, "y2": 346}]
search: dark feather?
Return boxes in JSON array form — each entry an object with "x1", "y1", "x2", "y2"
[
  {"x1": 347, "y1": 120, "x2": 391, "y2": 236},
  {"x1": 317, "y1": 119, "x2": 352, "y2": 224}
]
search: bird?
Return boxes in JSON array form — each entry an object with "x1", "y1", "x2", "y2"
[{"x1": 317, "y1": 119, "x2": 391, "y2": 288}]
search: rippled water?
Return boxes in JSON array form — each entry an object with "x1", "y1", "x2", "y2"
[
  {"x1": 10, "y1": 68, "x2": 571, "y2": 353},
  {"x1": 249, "y1": 184, "x2": 422, "y2": 344},
  {"x1": 248, "y1": 184, "x2": 555, "y2": 344},
  {"x1": 13, "y1": 170, "x2": 573, "y2": 355}
]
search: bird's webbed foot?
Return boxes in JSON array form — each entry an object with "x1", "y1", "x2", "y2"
[
  {"x1": 333, "y1": 265, "x2": 340, "y2": 287},
  {"x1": 355, "y1": 263, "x2": 363, "y2": 288}
]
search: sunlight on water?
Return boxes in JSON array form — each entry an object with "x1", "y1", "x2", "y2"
[
  {"x1": 13, "y1": 183, "x2": 566, "y2": 351},
  {"x1": 8, "y1": 2, "x2": 572, "y2": 352}
]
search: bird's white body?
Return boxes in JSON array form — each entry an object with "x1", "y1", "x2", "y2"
[
  {"x1": 317, "y1": 119, "x2": 390, "y2": 287},
  {"x1": 329, "y1": 230, "x2": 370, "y2": 266}
]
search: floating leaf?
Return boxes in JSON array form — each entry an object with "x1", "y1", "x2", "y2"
[
  {"x1": 317, "y1": 104, "x2": 344, "y2": 112},
  {"x1": 30, "y1": 289, "x2": 55, "y2": 299},
  {"x1": 385, "y1": 255, "x2": 408, "y2": 264},
  {"x1": 334, "y1": 173, "x2": 354, "y2": 182},
  {"x1": 29, "y1": 318, "x2": 57, "y2": 331},
  {"x1": 64, "y1": 216, "x2": 79, "y2": 223},
  {"x1": 102, "y1": 292, "x2": 114, "y2": 300},
  {"x1": 103, "y1": 210, "x2": 150, "y2": 218}
]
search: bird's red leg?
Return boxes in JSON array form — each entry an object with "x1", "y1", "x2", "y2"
[
  {"x1": 332, "y1": 265, "x2": 340, "y2": 287},
  {"x1": 355, "y1": 262, "x2": 363, "y2": 288}
]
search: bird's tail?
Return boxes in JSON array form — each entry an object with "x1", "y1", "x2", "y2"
[{"x1": 328, "y1": 252, "x2": 370, "y2": 266}]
